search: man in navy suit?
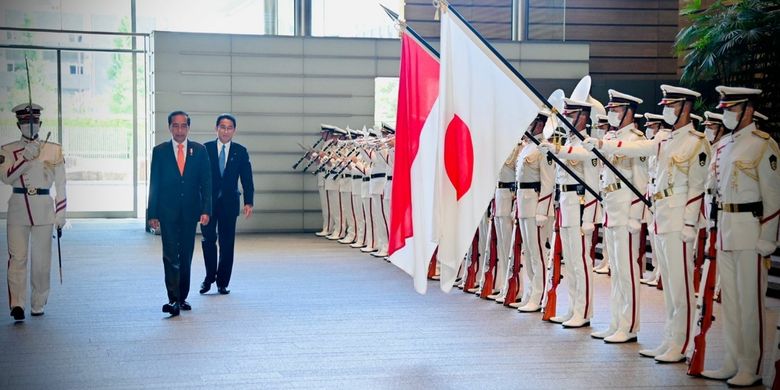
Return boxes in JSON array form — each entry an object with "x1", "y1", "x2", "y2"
[
  {"x1": 148, "y1": 111, "x2": 211, "y2": 317},
  {"x1": 199, "y1": 113, "x2": 254, "y2": 295}
]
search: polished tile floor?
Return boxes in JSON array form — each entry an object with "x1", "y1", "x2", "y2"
[{"x1": 0, "y1": 220, "x2": 774, "y2": 389}]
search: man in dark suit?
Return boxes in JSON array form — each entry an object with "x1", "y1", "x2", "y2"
[
  {"x1": 148, "y1": 110, "x2": 211, "y2": 317},
  {"x1": 199, "y1": 113, "x2": 254, "y2": 295}
]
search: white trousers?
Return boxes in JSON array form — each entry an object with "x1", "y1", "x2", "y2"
[
  {"x1": 718, "y1": 249, "x2": 767, "y2": 377},
  {"x1": 7, "y1": 224, "x2": 53, "y2": 312},
  {"x1": 493, "y1": 215, "x2": 513, "y2": 297},
  {"x1": 370, "y1": 194, "x2": 389, "y2": 252},
  {"x1": 605, "y1": 226, "x2": 640, "y2": 333},
  {"x1": 654, "y1": 231, "x2": 695, "y2": 354},
  {"x1": 362, "y1": 197, "x2": 375, "y2": 249},
  {"x1": 560, "y1": 226, "x2": 594, "y2": 321},
  {"x1": 519, "y1": 218, "x2": 549, "y2": 306},
  {"x1": 318, "y1": 186, "x2": 329, "y2": 232},
  {"x1": 327, "y1": 189, "x2": 342, "y2": 237},
  {"x1": 353, "y1": 194, "x2": 366, "y2": 245},
  {"x1": 340, "y1": 191, "x2": 355, "y2": 240}
]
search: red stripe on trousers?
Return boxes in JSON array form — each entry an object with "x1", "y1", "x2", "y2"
[
  {"x1": 537, "y1": 225, "x2": 545, "y2": 305},
  {"x1": 580, "y1": 234, "x2": 590, "y2": 318},
  {"x1": 681, "y1": 242, "x2": 692, "y2": 353},
  {"x1": 756, "y1": 254, "x2": 764, "y2": 375},
  {"x1": 629, "y1": 232, "x2": 637, "y2": 333},
  {"x1": 337, "y1": 194, "x2": 344, "y2": 236},
  {"x1": 325, "y1": 191, "x2": 331, "y2": 231}
]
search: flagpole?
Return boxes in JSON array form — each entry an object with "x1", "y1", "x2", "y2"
[{"x1": 442, "y1": 2, "x2": 651, "y2": 208}]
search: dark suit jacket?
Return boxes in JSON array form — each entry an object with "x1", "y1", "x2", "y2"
[
  {"x1": 205, "y1": 140, "x2": 254, "y2": 217},
  {"x1": 148, "y1": 140, "x2": 212, "y2": 224}
]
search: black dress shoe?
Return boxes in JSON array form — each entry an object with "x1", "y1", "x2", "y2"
[
  {"x1": 180, "y1": 301, "x2": 191, "y2": 311},
  {"x1": 218, "y1": 287, "x2": 230, "y2": 295},
  {"x1": 162, "y1": 302, "x2": 180, "y2": 317},
  {"x1": 199, "y1": 281, "x2": 212, "y2": 294},
  {"x1": 10, "y1": 306, "x2": 24, "y2": 321},
  {"x1": 31, "y1": 311, "x2": 44, "y2": 317}
]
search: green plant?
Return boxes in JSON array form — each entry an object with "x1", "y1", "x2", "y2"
[{"x1": 675, "y1": 0, "x2": 779, "y2": 131}]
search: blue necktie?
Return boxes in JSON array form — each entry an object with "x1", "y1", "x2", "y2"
[{"x1": 219, "y1": 144, "x2": 226, "y2": 176}]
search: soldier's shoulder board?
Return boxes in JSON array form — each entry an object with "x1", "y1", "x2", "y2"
[
  {"x1": 631, "y1": 129, "x2": 644, "y2": 137},
  {"x1": 752, "y1": 129, "x2": 770, "y2": 140},
  {"x1": 689, "y1": 129, "x2": 705, "y2": 138}
]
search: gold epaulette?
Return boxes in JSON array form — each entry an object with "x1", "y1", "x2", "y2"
[
  {"x1": 631, "y1": 129, "x2": 644, "y2": 137},
  {"x1": 752, "y1": 129, "x2": 770, "y2": 139},
  {"x1": 689, "y1": 129, "x2": 705, "y2": 138}
]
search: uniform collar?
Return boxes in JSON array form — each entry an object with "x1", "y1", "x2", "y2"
[
  {"x1": 732, "y1": 122, "x2": 756, "y2": 142},
  {"x1": 670, "y1": 122, "x2": 693, "y2": 138},
  {"x1": 615, "y1": 124, "x2": 634, "y2": 137}
]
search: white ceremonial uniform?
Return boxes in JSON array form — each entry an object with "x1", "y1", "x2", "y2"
[
  {"x1": 709, "y1": 125, "x2": 779, "y2": 383},
  {"x1": 601, "y1": 122, "x2": 710, "y2": 359},
  {"x1": 1, "y1": 139, "x2": 67, "y2": 315},
  {"x1": 492, "y1": 155, "x2": 520, "y2": 301},
  {"x1": 324, "y1": 148, "x2": 343, "y2": 240},
  {"x1": 347, "y1": 163, "x2": 364, "y2": 244},
  {"x1": 315, "y1": 140, "x2": 335, "y2": 235},
  {"x1": 357, "y1": 149, "x2": 374, "y2": 249},
  {"x1": 514, "y1": 141, "x2": 555, "y2": 310},
  {"x1": 550, "y1": 131, "x2": 599, "y2": 324},
  {"x1": 595, "y1": 124, "x2": 647, "y2": 340},
  {"x1": 338, "y1": 163, "x2": 355, "y2": 242},
  {"x1": 642, "y1": 129, "x2": 671, "y2": 286},
  {"x1": 367, "y1": 148, "x2": 389, "y2": 254}
]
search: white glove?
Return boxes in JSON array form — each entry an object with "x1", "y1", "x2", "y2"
[
  {"x1": 756, "y1": 239, "x2": 777, "y2": 257},
  {"x1": 22, "y1": 142, "x2": 40, "y2": 161},
  {"x1": 627, "y1": 219, "x2": 641, "y2": 234},
  {"x1": 537, "y1": 141, "x2": 551, "y2": 155},
  {"x1": 581, "y1": 222, "x2": 595, "y2": 234},
  {"x1": 681, "y1": 225, "x2": 696, "y2": 243},
  {"x1": 582, "y1": 137, "x2": 599, "y2": 152},
  {"x1": 535, "y1": 214, "x2": 548, "y2": 227},
  {"x1": 55, "y1": 212, "x2": 66, "y2": 229}
]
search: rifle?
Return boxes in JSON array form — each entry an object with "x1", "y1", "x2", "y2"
[
  {"x1": 542, "y1": 208, "x2": 563, "y2": 321},
  {"x1": 693, "y1": 226, "x2": 707, "y2": 293},
  {"x1": 301, "y1": 139, "x2": 339, "y2": 172},
  {"x1": 292, "y1": 136, "x2": 325, "y2": 169},
  {"x1": 687, "y1": 198, "x2": 718, "y2": 376},
  {"x1": 479, "y1": 212, "x2": 498, "y2": 299},
  {"x1": 504, "y1": 217, "x2": 523, "y2": 307},
  {"x1": 463, "y1": 229, "x2": 481, "y2": 292}
]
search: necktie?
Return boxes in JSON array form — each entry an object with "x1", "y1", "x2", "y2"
[
  {"x1": 177, "y1": 144, "x2": 185, "y2": 175},
  {"x1": 219, "y1": 144, "x2": 226, "y2": 176}
]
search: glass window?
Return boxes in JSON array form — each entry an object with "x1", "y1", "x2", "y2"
[
  {"x1": 0, "y1": 0, "x2": 130, "y2": 32},
  {"x1": 312, "y1": 0, "x2": 398, "y2": 38},
  {"x1": 374, "y1": 77, "x2": 398, "y2": 128},
  {"x1": 136, "y1": 0, "x2": 295, "y2": 36}
]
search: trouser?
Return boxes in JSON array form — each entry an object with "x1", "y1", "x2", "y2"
[
  {"x1": 654, "y1": 231, "x2": 695, "y2": 354},
  {"x1": 7, "y1": 224, "x2": 53, "y2": 312},
  {"x1": 493, "y1": 214, "x2": 513, "y2": 296},
  {"x1": 362, "y1": 196, "x2": 374, "y2": 248},
  {"x1": 519, "y1": 218, "x2": 549, "y2": 306},
  {"x1": 160, "y1": 219, "x2": 198, "y2": 304},
  {"x1": 340, "y1": 191, "x2": 354, "y2": 239},
  {"x1": 560, "y1": 225, "x2": 594, "y2": 321},
  {"x1": 319, "y1": 186, "x2": 329, "y2": 232},
  {"x1": 718, "y1": 249, "x2": 767, "y2": 376},
  {"x1": 371, "y1": 194, "x2": 389, "y2": 252},
  {"x1": 200, "y1": 202, "x2": 237, "y2": 288},
  {"x1": 327, "y1": 189, "x2": 341, "y2": 236},
  {"x1": 476, "y1": 214, "x2": 490, "y2": 287},
  {"x1": 605, "y1": 226, "x2": 640, "y2": 333},
  {"x1": 353, "y1": 194, "x2": 365, "y2": 244}
]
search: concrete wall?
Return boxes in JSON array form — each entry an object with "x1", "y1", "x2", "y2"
[{"x1": 150, "y1": 31, "x2": 589, "y2": 232}]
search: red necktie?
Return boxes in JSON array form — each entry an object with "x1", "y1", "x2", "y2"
[{"x1": 177, "y1": 144, "x2": 185, "y2": 175}]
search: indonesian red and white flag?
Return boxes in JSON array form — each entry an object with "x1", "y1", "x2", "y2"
[
  {"x1": 435, "y1": 10, "x2": 543, "y2": 292},
  {"x1": 388, "y1": 30, "x2": 440, "y2": 294}
]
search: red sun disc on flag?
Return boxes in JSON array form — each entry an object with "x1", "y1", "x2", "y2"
[{"x1": 444, "y1": 114, "x2": 474, "y2": 200}]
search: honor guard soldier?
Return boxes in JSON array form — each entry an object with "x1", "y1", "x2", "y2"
[
  {"x1": 590, "y1": 90, "x2": 648, "y2": 343},
  {"x1": 512, "y1": 112, "x2": 555, "y2": 310},
  {"x1": 366, "y1": 127, "x2": 391, "y2": 257},
  {"x1": 700, "y1": 87, "x2": 779, "y2": 387},
  {"x1": 325, "y1": 127, "x2": 349, "y2": 240},
  {"x1": 1, "y1": 103, "x2": 67, "y2": 321},
  {"x1": 585, "y1": 85, "x2": 711, "y2": 362},
  {"x1": 314, "y1": 125, "x2": 339, "y2": 237},
  {"x1": 538, "y1": 97, "x2": 600, "y2": 326},
  {"x1": 639, "y1": 113, "x2": 668, "y2": 287},
  {"x1": 489, "y1": 141, "x2": 523, "y2": 301},
  {"x1": 376, "y1": 124, "x2": 395, "y2": 259},
  {"x1": 592, "y1": 114, "x2": 611, "y2": 275}
]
